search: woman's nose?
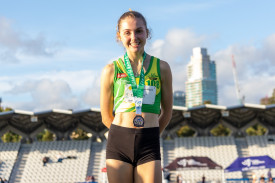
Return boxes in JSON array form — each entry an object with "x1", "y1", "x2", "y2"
[{"x1": 131, "y1": 32, "x2": 137, "y2": 40}]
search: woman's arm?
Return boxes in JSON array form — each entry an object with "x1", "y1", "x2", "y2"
[
  {"x1": 100, "y1": 63, "x2": 115, "y2": 128},
  {"x1": 159, "y1": 60, "x2": 173, "y2": 133}
]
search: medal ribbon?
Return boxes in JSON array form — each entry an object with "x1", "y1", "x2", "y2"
[{"x1": 124, "y1": 52, "x2": 146, "y2": 116}]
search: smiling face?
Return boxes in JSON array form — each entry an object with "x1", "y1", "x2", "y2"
[{"x1": 117, "y1": 17, "x2": 148, "y2": 55}]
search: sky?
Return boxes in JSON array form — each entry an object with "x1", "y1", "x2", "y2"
[{"x1": 0, "y1": 0, "x2": 275, "y2": 112}]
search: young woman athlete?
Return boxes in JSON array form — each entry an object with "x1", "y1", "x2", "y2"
[{"x1": 100, "y1": 10, "x2": 173, "y2": 183}]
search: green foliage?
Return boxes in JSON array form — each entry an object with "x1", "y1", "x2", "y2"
[
  {"x1": 1, "y1": 131, "x2": 22, "y2": 143},
  {"x1": 203, "y1": 100, "x2": 212, "y2": 104},
  {"x1": 42, "y1": 130, "x2": 54, "y2": 141},
  {"x1": 71, "y1": 128, "x2": 89, "y2": 140},
  {"x1": 36, "y1": 129, "x2": 54, "y2": 141},
  {"x1": 177, "y1": 126, "x2": 195, "y2": 137},
  {"x1": 261, "y1": 89, "x2": 275, "y2": 105},
  {"x1": 0, "y1": 106, "x2": 12, "y2": 112},
  {"x1": 211, "y1": 124, "x2": 230, "y2": 136},
  {"x1": 246, "y1": 124, "x2": 267, "y2": 136}
]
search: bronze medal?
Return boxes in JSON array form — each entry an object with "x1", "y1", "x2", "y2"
[{"x1": 133, "y1": 115, "x2": 144, "y2": 127}]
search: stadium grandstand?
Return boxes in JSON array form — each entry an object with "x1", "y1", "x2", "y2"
[{"x1": 0, "y1": 103, "x2": 275, "y2": 183}]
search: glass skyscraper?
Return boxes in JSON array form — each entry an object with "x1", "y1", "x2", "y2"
[
  {"x1": 173, "y1": 91, "x2": 185, "y2": 107},
  {"x1": 185, "y1": 47, "x2": 217, "y2": 107}
]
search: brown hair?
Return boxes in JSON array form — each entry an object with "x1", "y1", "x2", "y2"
[{"x1": 116, "y1": 11, "x2": 151, "y2": 41}]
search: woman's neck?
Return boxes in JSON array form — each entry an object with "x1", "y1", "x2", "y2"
[{"x1": 127, "y1": 50, "x2": 144, "y2": 63}]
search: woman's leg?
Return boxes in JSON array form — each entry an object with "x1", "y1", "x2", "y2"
[
  {"x1": 106, "y1": 159, "x2": 134, "y2": 183},
  {"x1": 134, "y1": 160, "x2": 162, "y2": 183}
]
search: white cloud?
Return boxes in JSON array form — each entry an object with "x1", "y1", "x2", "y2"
[
  {"x1": 7, "y1": 79, "x2": 80, "y2": 111},
  {"x1": 2, "y1": 27, "x2": 275, "y2": 111},
  {"x1": 148, "y1": 28, "x2": 208, "y2": 92},
  {"x1": 82, "y1": 87, "x2": 100, "y2": 108},
  {"x1": 148, "y1": 28, "x2": 207, "y2": 64},
  {"x1": 2, "y1": 69, "x2": 101, "y2": 111},
  {"x1": 242, "y1": 76, "x2": 275, "y2": 103},
  {"x1": 0, "y1": 16, "x2": 57, "y2": 63},
  {"x1": 263, "y1": 33, "x2": 275, "y2": 64},
  {"x1": 214, "y1": 34, "x2": 275, "y2": 106},
  {"x1": 149, "y1": 29, "x2": 275, "y2": 106}
]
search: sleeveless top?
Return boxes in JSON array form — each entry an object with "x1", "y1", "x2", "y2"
[{"x1": 113, "y1": 56, "x2": 161, "y2": 114}]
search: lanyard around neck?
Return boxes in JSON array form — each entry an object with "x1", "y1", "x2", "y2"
[{"x1": 124, "y1": 52, "x2": 147, "y2": 98}]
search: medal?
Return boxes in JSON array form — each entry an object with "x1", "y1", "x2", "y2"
[
  {"x1": 124, "y1": 52, "x2": 147, "y2": 127},
  {"x1": 133, "y1": 115, "x2": 144, "y2": 127}
]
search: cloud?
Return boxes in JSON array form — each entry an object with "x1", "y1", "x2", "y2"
[
  {"x1": 2, "y1": 27, "x2": 275, "y2": 110},
  {"x1": 7, "y1": 79, "x2": 80, "y2": 111},
  {"x1": 148, "y1": 28, "x2": 208, "y2": 92},
  {"x1": 149, "y1": 29, "x2": 275, "y2": 106},
  {"x1": 263, "y1": 33, "x2": 275, "y2": 64},
  {"x1": 3, "y1": 69, "x2": 101, "y2": 111},
  {"x1": 82, "y1": 86, "x2": 100, "y2": 108},
  {"x1": 148, "y1": 28, "x2": 207, "y2": 64},
  {"x1": 0, "y1": 16, "x2": 57, "y2": 63},
  {"x1": 214, "y1": 34, "x2": 275, "y2": 105}
]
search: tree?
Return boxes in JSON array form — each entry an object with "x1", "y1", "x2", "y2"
[
  {"x1": 260, "y1": 89, "x2": 275, "y2": 105},
  {"x1": 203, "y1": 100, "x2": 212, "y2": 104},
  {"x1": 42, "y1": 130, "x2": 54, "y2": 141},
  {"x1": 0, "y1": 106, "x2": 12, "y2": 112},
  {"x1": 1, "y1": 107, "x2": 21, "y2": 143},
  {"x1": 1, "y1": 131, "x2": 22, "y2": 143},
  {"x1": 70, "y1": 128, "x2": 89, "y2": 140},
  {"x1": 37, "y1": 129, "x2": 54, "y2": 141},
  {"x1": 177, "y1": 126, "x2": 196, "y2": 137},
  {"x1": 246, "y1": 124, "x2": 267, "y2": 136},
  {"x1": 211, "y1": 124, "x2": 230, "y2": 136}
]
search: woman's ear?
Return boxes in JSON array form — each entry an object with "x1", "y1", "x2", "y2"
[{"x1": 116, "y1": 32, "x2": 121, "y2": 42}]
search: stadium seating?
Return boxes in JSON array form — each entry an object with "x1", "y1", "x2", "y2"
[
  {"x1": 20, "y1": 140, "x2": 91, "y2": 183},
  {"x1": 0, "y1": 142, "x2": 20, "y2": 181},
  {"x1": 246, "y1": 135, "x2": 275, "y2": 180},
  {"x1": 2, "y1": 135, "x2": 275, "y2": 182},
  {"x1": 173, "y1": 136, "x2": 242, "y2": 181}
]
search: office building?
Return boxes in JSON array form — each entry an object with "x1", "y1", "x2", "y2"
[
  {"x1": 173, "y1": 91, "x2": 185, "y2": 107},
  {"x1": 185, "y1": 47, "x2": 218, "y2": 107}
]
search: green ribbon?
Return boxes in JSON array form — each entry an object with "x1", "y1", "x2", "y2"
[{"x1": 124, "y1": 52, "x2": 147, "y2": 114}]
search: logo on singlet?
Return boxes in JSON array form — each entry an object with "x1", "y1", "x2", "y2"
[{"x1": 117, "y1": 73, "x2": 127, "y2": 78}]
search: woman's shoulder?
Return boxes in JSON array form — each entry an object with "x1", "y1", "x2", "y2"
[
  {"x1": 159, "y1": 59, "x2": 171, "y2": 73},
  {"x1": 102, "y1": 62, "x2": 115, "y2": 78},
  {"x1": 103, "y1": 62, "x2": 115, "y2": 72},
  {"x1": 149, "y1": 55, "x2": 169, "y2": 66},
  {"x1": 102, "y1": 56, "x2": 125, "y2": 76},
  {"x1": 148, "y1": 54, "x2": 171, "y2": 75}
]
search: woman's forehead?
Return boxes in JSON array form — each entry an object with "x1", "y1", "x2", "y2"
[{"x1": 120, "y1": 17, "x2": 146, "y2": 30}]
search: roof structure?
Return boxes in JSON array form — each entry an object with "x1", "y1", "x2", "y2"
[{"x1": 0, "y1": 104, "x2": 275, "y2": 142}]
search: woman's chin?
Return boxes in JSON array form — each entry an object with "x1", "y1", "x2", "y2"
[{"x1": 127, "y1": 46, "x2": 143, "y2": 53}]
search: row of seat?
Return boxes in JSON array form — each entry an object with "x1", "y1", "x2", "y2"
[
  {"x1": 20, "y1": 139, "x2": 92, "y2": 183},
  {"x1": 245, "y1": 135, "x2": 275, "y2": 179},
  {"x1": 1, "y1": 135, "x2": 275, "y2": 182},
  {"x1": 0, "y1": 142, "x2": 20, "y2": 180}
]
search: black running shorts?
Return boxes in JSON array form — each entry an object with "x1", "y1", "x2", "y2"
[{"x1": 106, "y1": 124, "x2": 161, "y2": 167}]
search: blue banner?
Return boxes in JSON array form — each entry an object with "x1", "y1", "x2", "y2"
[{"x1": 225, "y1": 155, "x2": 275, "y2": 172}]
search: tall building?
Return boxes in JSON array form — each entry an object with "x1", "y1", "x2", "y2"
[
  {"x1": 173, "y1": 91, "x2": 185, "y2": 106},
  {"x1": 185, "y1": 47, "x2": 218, "y2": 107}
]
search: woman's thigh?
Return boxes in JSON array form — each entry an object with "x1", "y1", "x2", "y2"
[
  {"x1": 134, "y1": 160, "x2": 162, "y2": 183},
  {"x1": 106, "y1": 159, "x2": 134, "y2": 183}
]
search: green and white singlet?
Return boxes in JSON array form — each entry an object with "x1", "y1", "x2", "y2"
[{"x1": 113, "y1": 56, "x2": 161, "y2": 114}]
